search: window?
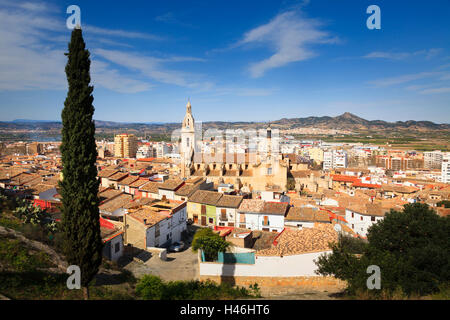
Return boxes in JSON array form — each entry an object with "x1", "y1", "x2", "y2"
[
  {"x1": 267, "y1": 167, "x2": 272, "y2": 175},
  {"x1": 263, "y1": 216, "x2": 269, "y2": 226},
  {"x1": 114, "y1": 242, "x2": 120, "y2": 253},
  {"x1": 219, "y1": 222, "x2": 225, "y2": 226},
  {"x1": 209, "y1": 218, "x2": 214, "y2": 224},
  {"x1": 352, "y1": 224, "x2": 354, "y2": 229},
  {"x1": 297, "y1": 224, "x2": 302, "y2": 228},
  {"x1": 360, "y1": 216, "x2": 363, "y2": 221},
  {"x1": 351, "y1": 212, "x2": 354, "y2": 218},
  {"x1": 221, "y1": 209, "x2": 227, "y2": 220},
  {"x1": 371, "y1": 216, "x2": 376, "y2": 221}
]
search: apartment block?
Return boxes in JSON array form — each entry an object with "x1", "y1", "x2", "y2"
[{"x1": 114, "y1": 134, "x2": 137, "y2": 158}]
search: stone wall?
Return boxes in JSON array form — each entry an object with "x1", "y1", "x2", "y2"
[{"x1": 199, "y1": 275, "x2": 346, "y2": 294}]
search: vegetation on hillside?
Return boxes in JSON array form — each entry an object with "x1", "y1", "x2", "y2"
[{"x1": 315, "y1": 203, "x2": 450, "y2": 299}]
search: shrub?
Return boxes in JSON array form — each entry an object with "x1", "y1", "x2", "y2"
[
  {"x1": 135, "y1": 275, "x2": 258, "y2": 300},
  {"x1": 191, "y1": 228, "x2": 232, "y2": 261},
  {"x1": 135, "y1": 275, "x2": 164, "y2": 299},
  {"x1": 315, "y1": 203, "x2": 450, "y2": 298}
]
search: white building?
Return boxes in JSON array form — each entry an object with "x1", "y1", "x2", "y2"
[
  {"x1": 345, "y1": 205, "x2": 386, "y2": 237},
  {"x1": 238, "y1": 199, "x2": 288, "y2": 232},
  {"x1": 124, "y1": 200, "x2": 187, "y2": 249},
  {"x1": 424, "y1": 150, "x2": 444, "y2": 169},
  {"x1": 215, "y1": 195, "x2": 244, "y2": 227},
  {"x1": 136, "y1": 144, "x2": 154, "y2": 159},
  {"x1": 323, "y1": 150, "x2": 348, "y2": 170}
]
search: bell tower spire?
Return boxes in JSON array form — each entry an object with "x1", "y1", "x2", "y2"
[{"x1": 180, "y1": 100, "x2": 195, "y2": 179}]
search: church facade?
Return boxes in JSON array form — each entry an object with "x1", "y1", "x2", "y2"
[{"x1": 179, "y1": 101, "x2": 308, "y2": 193}]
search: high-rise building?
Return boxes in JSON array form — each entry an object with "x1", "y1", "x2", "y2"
[
  {"x1": 323, "y1": 150, "x2": 347, "y2": 170},
  {"x1": 442, "y1": 153, "x2": 450, "y2": 184},
  {"x1": 114, "y1": 134, "x2": 137, "y2": 158}
]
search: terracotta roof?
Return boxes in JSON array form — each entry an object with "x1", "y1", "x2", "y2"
[
  {"x1": 123, "y1": 197, "x2": 156, "y2": 209},
  {"x1": 189, "y1": 190, "x2": 223, "y2": 206},
  {"x1": 352, "y1": 181, "x2": 381, "y2": 189},
  {"x1": 98, "y1": 188, "x2": 122, "y2": 203},
  {"x1": 257, "y1": 224, "x2": 338, "y2": 256},
  {"x1": 175, "y1": 183, "x2": 200, "y2": 197},
  {"x1": 129, "y1": 179, "x2": 150, "y2": 188},
  {"x1": 216, "y1": 195, "x2": 244, "y2": 208},
  {"x1": 285, "y1": 207, "x2": 330, "y2": 222},
  {"x1": 99, "y1": 193, "x2": 133, "y2": 213},
  {"x1": 159, "y1": 179, "x2": 184, "y2": 191},
  {"x1": 98, "y1": 169, "x2": 119, "y2": 178},
  {"x1": 108, "y1": 172, "x2": 128, "y2": 181},
  {"x1": 331, "y1": 174, "x2": 358, "y2": 183},
  {"x1": 381, "y1": 184, "x2": 419, "y2": 194},
  {"x1": 239, "y1": 199, "x2": 289, "y2": 215},
  {"x1": 140, "y1": 181, "x2": 161, "y2": 193},
  {"x1": 128, "y1": 208, "x2": 168, "y2": 226},
  {"x1": 117, "y1": 175, "x2": 139, "y2": 186},
  {"x1": 30, "y1": 184, "x2": 56, "y2": 195},
  {"x1": 239, "y1": 199, "x2": 265, "y2": 213},
  {"x1": 263, "y1": 202, "x2": 289, "y2": 215}
]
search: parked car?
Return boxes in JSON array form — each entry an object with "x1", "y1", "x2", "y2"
[{"x1": 168, "y1": 241, "x2": 185, "y2": 252}]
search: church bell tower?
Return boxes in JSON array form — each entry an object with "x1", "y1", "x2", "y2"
[{"x1": 180, "y1": 100, "x2": 195, "y2": 178}]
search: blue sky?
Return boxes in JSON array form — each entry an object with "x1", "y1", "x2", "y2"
[{"x1": 0, "y1": 0, "x2": 449, "y2": 123}]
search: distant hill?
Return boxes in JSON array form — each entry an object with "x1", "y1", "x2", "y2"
[{"x1": 1, "y1": 113, "x2": 449, "y2": 133}]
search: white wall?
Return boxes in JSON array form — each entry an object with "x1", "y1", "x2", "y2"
[
  {"x1": 216, "y1": 207, "x2": 238, "y2": 226},
  {"x1": 199, "y1": 250, "x2": 330, "y2": 277},
  {"x1": 345, "y1": 209, "x2": 383, "y2": 237},
  {"x1": 244, "y1": 212, "x2": 284, "y2": 232},
  {"x1": 284, "y1": 220, "x2": 315, "y2": 229},
  {"x1": 109, "y1": 235, "x2": 123, "y2": 262},
  {"x1": 159, "y1": 189, "x2": 176, "y2": 200}
]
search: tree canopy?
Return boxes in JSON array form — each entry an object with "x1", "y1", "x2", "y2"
[{"x1": 315, "y1": 203, "x2": 450, "y2": 297}]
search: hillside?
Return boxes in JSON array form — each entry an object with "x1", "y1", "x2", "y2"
[{"x1": 0, "y1": 113, "x2": 449, "y2": 139}]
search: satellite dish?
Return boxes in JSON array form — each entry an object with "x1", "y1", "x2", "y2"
[{"x1": 334, "y1": 224, "x2": 342, "y2": 232}]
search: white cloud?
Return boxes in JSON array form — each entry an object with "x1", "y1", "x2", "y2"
[
  {"x1": 91, "y1": 60, "x2": 152, "y2": 93},
  {"x1": 364, "y1": 48, "x2": 443, "y2": 60},
  {"x1": 236, "y1": 10, "x2": 336, "y2": 78},
  {"x1": 0, "y1": 2, "x2": 162, "y2": 93},
  {"x1": 369, "y1": 71, "x2": 445, "y2": 87},
  {"x1": 93, "y1": 48, "x2": 209, "y2": 89},
  {"x1": 420, "y1": 87, "x2": 450, "y2": 94},
  {"x1": 83, "y1": 25, "x2": 161, "y2": 40}
]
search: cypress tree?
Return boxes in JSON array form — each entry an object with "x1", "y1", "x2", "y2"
[{"x1": 59, "y1": 27, "x2": 102, "y2": 299}]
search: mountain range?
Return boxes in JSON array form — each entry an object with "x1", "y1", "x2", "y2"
[{"x1": 1, "y1": 112, "x2": 449, "y2": 133}]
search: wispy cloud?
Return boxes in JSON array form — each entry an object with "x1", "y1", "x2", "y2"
[
  {"x1": 364, "y1": 48, "x2": 442, "y2": 60},
  {"x1": 369, "y1": 71, "x2": 445, "y2": 87},
  {"x1": 235, "y1": 10, "x2": 337, "y2": 78},
  {"x1": 420, "y1": 87, "x2": 450, "y2": 94},
  {"x1": 91, "y1": 60, "x2": 152, "y2": 93},
  {"x1": 0, "y1": 1, "x2": 163, "y2": 93},
  {"x1": 83, "y1": 25, "x2": 161, "y2": 40},
  {"x1": 93, "y1": 49, "x2": 209, "y2": 89}
]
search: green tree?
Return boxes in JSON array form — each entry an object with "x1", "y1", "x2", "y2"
[
  {"x1": 191, "y1": 228, "x2": 232, "y2": 261},
  {"x1": 59, "y1": 27, "x2": 102, "y2": 300},
  {"x1": 316, "y1": 203, "x2": 450, "y2": 297}
]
